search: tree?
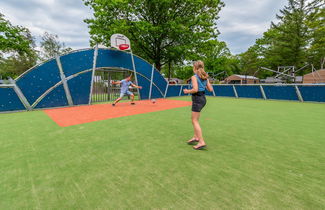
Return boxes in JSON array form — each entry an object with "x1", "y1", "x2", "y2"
[
  {"x1": 239, "y1": 0, "x2": 324, "y2": 78},
  {"x1": 83, "y1": 0, "x2": 224, "y2": 71},
  {"x1": 307, "y1": 6, "x2": 325, "y2": 69},
  {"x1": 39, "y1": 32, "x2": 72, "y2": 61},
  {"x1": 168, "y1": 40, "x2": 240, "y2": 81},
  {"x1": 0, "y1": 13, "x2": 34, "y2": 56},
  {"x1": 0, "y1": 52, "x2": 38, "y2": 79}
]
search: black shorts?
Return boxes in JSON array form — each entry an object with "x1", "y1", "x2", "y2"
[{"x1": 191, "y1": 92, "x2": 206, "y2": 112}]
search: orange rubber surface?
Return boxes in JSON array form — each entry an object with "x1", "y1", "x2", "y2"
[{"x1": 44, "y1": 99, "x2": 192, "y2": 127}]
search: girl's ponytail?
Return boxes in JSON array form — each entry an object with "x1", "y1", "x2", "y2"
[{"x1": 194, "y1": 60, "x2": 208, "y2": 80}]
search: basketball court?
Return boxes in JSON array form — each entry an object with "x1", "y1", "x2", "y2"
[{"x1": 44, "y1": 99, "x2": 191, "y2": 127}]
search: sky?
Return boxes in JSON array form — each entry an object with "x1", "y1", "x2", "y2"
[{"x1": 0, "y1": 0, "x2": 288, "y2": 55}]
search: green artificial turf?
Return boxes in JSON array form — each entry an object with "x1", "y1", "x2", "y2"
[{"x1": 0, "y1": 97, "x2": 324, "y2": 209}]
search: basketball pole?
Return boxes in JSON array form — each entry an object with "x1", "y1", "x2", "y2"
[
  {"x1": 149, "y1": 63, "x2": 155, "y2": 100},
  {"x1": 130, "y1": 49, "x2": 141, "y2": 100},
  {"x1": 89, "y1": 44, "x2": 98, "y2": 104}
]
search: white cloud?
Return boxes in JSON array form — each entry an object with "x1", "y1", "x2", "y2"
[
  {"x1": 0, "y1": 0, "x2": 93, "y2": 49},
  {"x1": 1, "y1": 0, "x2": 289, "y2": 54},
  {"x1": 218, "y1": 0, "x2": 288, "y2": 54}
]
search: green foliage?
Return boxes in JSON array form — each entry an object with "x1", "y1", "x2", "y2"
[
  {"x1": 39, "y1": 32, "x2": 72, "y2": 61},
  {"x1": 0, "y1": 13, "x2": 34, "y2": 56},
  {"x1": 307, "y1": 6, "x2": 325, "y2": 68},
  {"x1": 83, "y1": 0, "x2": 224, "y2": 71},
  {"x1": 0, "y1": 15, "x2": 72, "y2": 78},
  {"x1": 239, "y1": 0, "x2": 324, "y2": 77},
  {"x1": 0, "y1": 52, "x2": 38, "y2": 79},
  {"x1": 171, "y1": 40, "x2": 240, "y2": 80}
]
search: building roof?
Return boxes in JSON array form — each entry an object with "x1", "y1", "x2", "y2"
[{"x1": 234, "y1": 75, "x2": 259, "y2": 80}]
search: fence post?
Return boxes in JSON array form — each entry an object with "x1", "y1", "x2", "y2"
[
  {"x1": 260, "y1": 85, "x2": 267, "y2": 100},
  {"x1": 8, "y1": 79, "x2": 32, "y2": 111},
  {"x1": 295, "y1": 85, "x2": 304, "y2": 102},
  {"x1": 89, "y1": 45, "x2": 98, "y2": 104},
  {"x1": 233, "y1": 85, "x2": 238, "y2": 98},
  {"x1": 130, "y1": 49, "x2": 141, "y2": 100},
  {"x1": 149, "y1": 64, "x2": 155, "y2": 99},
  {"x1": 178, "y1": 85, "x2": 183, "y2": 96},
  {"x1": 164, "y1": 84, "x2": 169, "y2": 98},
  {"x1": 212, "y1": 85, "x2": 216, "y2": 96},
  {"x1": 56, "y1": 56, "x2": 73, "y2": 106}
]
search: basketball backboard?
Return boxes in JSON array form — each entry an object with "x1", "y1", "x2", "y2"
[{"x1": 110, "y1": 34, "x2": 131, "y2": 50}]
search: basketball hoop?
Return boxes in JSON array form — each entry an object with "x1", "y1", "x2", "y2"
[
  {"x1": 110, "y1": 34, "x2": 131, "y2": 50},
  {"x1": 119, "y1": 44, "x2": 130, "y2": 51}
]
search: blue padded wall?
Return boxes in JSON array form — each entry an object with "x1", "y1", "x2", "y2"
[
  {"x1": 153, "y1": 70, "x2": 167, "y2": 94},
  {"x1": 213, "y1": 85, "x2": 235, "y2": 97},
  {"x1": 166, "y1": 85, "x2": 182, "y2": 97},
  {"x1": 96, "y1": 49, "x2": 133, "y2": 70},
  {"x1": 16, "y1": 59, "x2": 61, "y2": 105},
  {"x1": 151, "y1": 85, "x2": 163, "y2": 99},
  {"x1": 68, "y1": 71, "x2": 92, "y2": 105},
  {"x1": 180, "y1": 85, "x2": 191, "y2": 96},
  {"x1": 235, "y1": 86, "x2": 263, "y2": 99},
  {"x1": 0, "y1": 88, "x2": 26, "y2": 112},
  {"x1": 60, "y1": 49, "x2": 94, "y2": 76},
  {"x1": 137, "y1": 74, "x2": 150, "y2": 99},
  {"x1": 205, "y1": 89, "x2": 214, "y2": 96},
  {"x1": 298, "y1": 86, "x2": 325, "y2": 102},
  {"x1": 35, "y1": 85, "x2": 68, "y2": 109},
  {"x1": 263, "y1": 85, "x2": 299, "y2": 101}
]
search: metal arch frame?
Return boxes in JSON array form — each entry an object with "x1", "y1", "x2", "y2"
[
  {"x1": 0, "y1": 82, "x2": 31, "y2": 111},
  {"x1": 130, "y1": 49, "x2": 141, "y2": 100},
  {"x1": 93, "y1": 67, "x2": 165, "y2": 97},
  {"x1": 11, "y1": 47, "x2": 167, "y2": 110},
  {"x1": 89, "y1": 45, "x2": 99, "y2": 104},
  {"x1": 93, "y1": 48, "x2": 167, "y2": 97},
  {"x1": 56, "y1": 56, "x2": 73, "y2": 106},
  {"x1": 15, "y1": 48, "x2": 95, "y2": 81},
  {"x1": 31, "y1": 66, "x2": 165, "y2": 109}
]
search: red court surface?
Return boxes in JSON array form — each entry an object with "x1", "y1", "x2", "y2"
[{"x1": 44, "y1": 99, "x2": 191, "y2": 127}]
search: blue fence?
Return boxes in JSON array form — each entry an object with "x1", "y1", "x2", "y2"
[
  {"x1": 164, "y1": 84, "x2": 325, "y2": 103},
  {"x1": 0, "y1": 46, "x2": 324, "y2": 113},
  {"x1": 0, "y1": 47, "x2": 168, "y2": 112}
]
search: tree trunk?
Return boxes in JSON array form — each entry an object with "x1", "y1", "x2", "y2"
[
  {"x1": 155, "y1": 61, "x2": 162, "y2": 72},
  {"x1": 168, "y1": 61, "x2": 171, "y2": 80}
]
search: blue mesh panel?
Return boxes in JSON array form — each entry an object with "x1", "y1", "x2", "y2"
[
  {"x1": 0, "y1": 88, "x2": 26, "y2": 111},
  {"x1": 16, "y1": 59, "x2": 61, "y2": 105},
  {"x1": 298, "y1": 86, "x2": 325, "y2": 102},
  {"x1": 60, "y1": 49, "x2": 94, "y2": 77},
  {"x1": 213, "y1": 85, "x2": 235, "y2": 97},
  {"x1": 235, "y1": 86, "x2": 263, "y2": 99},
  {"x1": 263, "y1": 85, "x2": 299, "y2": 101},
  {"x1": 68, "y1": 71, "x2": 92, "y2": 105},
  {"x1": 166, "y1": 85, "x2": 182, "y2": 97},
  {"x1": 35, "y1": 85, "x2": 68, "y2": 109}
]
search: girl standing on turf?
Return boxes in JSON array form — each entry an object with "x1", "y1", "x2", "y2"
[{"x1": 183, "y1": 60, "x2": 213, "y2": 150}]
